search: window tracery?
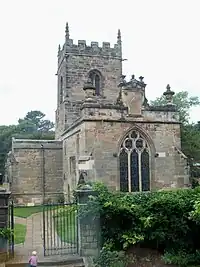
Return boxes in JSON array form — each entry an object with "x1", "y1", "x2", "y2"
[{"x1": 119, "y1": 130, "x2": 150, "y2": 192}]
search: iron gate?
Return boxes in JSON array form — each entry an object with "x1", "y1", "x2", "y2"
[
  {"x1": 43, "y1": 202, "x2": 78, "y2": 256},
  {"x1": 8, "y1": 200, "x2": 14, "y2": 258}
]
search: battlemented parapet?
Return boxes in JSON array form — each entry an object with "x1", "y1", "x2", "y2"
[{"x1": 57, "y1": 23, "x2": 122, "y2": 66}]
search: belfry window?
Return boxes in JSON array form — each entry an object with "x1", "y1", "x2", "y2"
[
  {"x1": 119, "y1": 130, "x2": 150, "y2": 192},
  {"x1": 89, "y1": 71, "x2": 101, "y2": 95}
]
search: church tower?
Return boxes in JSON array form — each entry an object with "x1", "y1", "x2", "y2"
[{"x1": 55, "y1": 23, "x2": 123, "y2": 139}]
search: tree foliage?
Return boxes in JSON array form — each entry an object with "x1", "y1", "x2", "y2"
[
  {"x1": 83, "y1": 183, "x2": 200, "y2": 266},
  {"x1": 181, "y1": 124, "x2": 200, "y2": 160},
  {"x1": 18, "y1": 110, "x2": 54, "y2": 133},
  {"x1": 151, "y1": 90, "x2": 200, "y2": 181},
  {"x1": 150, "y1": 91, "x2": 200, "y2": 124},
  {"x1": 0, "y1": 111, "x2": 55, "y2": 182}
]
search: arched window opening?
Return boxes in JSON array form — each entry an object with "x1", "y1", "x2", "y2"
[
  {"x1": 119, "y1": 130, "x2": 150, "y2": 192},
  {"x1": 60, "y1": 76, "x2": 63, "y2": 104},
  {"x1": 89, "y1": 71, "x2": 101, "y2": 96}
]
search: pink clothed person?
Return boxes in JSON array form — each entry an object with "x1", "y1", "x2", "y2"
[{"x1": 29, "y1": 251, "x2": 38, "y2": 267}]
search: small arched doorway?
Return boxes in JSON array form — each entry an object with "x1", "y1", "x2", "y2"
[{"x1": 119, "y1": 129, "x2": 151, "y2": 192}]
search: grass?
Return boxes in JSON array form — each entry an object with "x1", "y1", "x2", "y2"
[
  {"x1": 55, "y1": 209, "x2": 77, "y2": 244},
  {"x1": 14, "y1": 206, "x2": 43, "y2": 218},
  {"x1": 14, "y1": 205, "x2": 77, "y2": 244},
  {"x1": 14, "y1": 223, "x2": 26, "y2": 244}
]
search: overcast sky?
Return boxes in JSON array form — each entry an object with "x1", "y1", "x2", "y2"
[{"x1": 0, "y1": 0, "x2": 199, "y2": 125}]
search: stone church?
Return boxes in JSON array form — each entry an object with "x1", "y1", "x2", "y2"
[{"x1": 6, "y1": 23, "x2": 189, "y2": 205}]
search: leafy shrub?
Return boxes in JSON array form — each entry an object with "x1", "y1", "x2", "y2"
[
  {"x1": 190, "y1": 199, "x2": 200, "y2": 223},
  {"x1": 162, "y1": 249, "x2": 200, "y2": 266},
  {"x1": 94, "y1": 245, "x2": 133, "y2": 267},
  {"x1": 81, "y1": 183, "x2": 200, "y2": 265},
  {"x1": 0, "y1": 228, "x2": 13, "y2": 240}
]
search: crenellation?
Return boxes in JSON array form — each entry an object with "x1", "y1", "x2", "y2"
[
  {"x1": 91, "y1": 41, "x2": 99, "y2": 49},
  {"x1": 78, "y1": 40, "x2": 86, "y2": 49},
  {"x1": 102, "y1": 42, "x2": 110, "y2": 49},
  {"x1": 58, "y1": 40, "x2": 120, "y2": 58},
  {"x1": 65, "y1": 39, "x2": 118, "y2": 49}
]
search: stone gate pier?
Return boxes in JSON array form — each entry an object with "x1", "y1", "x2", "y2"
[{"x1": 0, "y1": 187, "x2": 11, "y2": 262}]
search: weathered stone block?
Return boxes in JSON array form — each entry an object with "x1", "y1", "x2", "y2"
[
  {"x1": 77, "y1": 189, "x2": 100, "y2": 257},
  {"x1": 9, "y1": 139, "x2": 63, "y2": 205},
  {"x1": 86, "y1": 236, "x2": 94, "y2": 243}
]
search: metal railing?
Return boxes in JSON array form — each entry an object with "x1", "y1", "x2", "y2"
[{"x1": 43, "y1": 202, "x2": 78, "y2": 256}]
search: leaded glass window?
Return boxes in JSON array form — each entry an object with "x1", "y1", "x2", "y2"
[
  {"x1": 119, "y1": 149, "x2": 128, "y2": 192},
  {"x1": 119, "y1": 130, "x2": 150, "y2": 192}
]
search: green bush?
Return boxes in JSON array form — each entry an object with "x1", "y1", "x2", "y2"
[
  {"x1": 94, "y1": 245, "x2": 133, "y2": 267},
  {"x1": 162, "y1": 249, "x2": 200, "y2": 266},
  {"x1": 81, "y1": 183, "x2": 200, "y2": 266},
  {"x1": 0, "y1": 228, "x2": 13, "y2": 240}
]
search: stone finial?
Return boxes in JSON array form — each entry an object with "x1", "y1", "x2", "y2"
[
  {"x1": 163, "y1": 84, "x2": 175, "y2": 105},
  {"x1": 139, "y1": 76, "x2": 144, "y2": 83},
  {"x1": 129, "y1": 74, "x2": 139, "y2": 88},
  {"x1": 83, "y1": 78, "x2": 96, "y2": 100},
  {"x1": 117, "y1": 29, "x2": 121, "y2": 41},
  {"x1": 117, "y1": 29, "x2": 122, "y2": 58},
  {"x1": 65, "y1": 22, "x2": 70, "y2": 40},
  {"x1": 130, "y1": 75, "x2": 145, "y2": 85},
  {"x1": 118, "y1": 75, "x2": 126, "y2": 87},
  {"x1": 130, "y1": 74, "x2": 135, "y2": 81}
]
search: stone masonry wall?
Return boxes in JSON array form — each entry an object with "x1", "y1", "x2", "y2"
[
  {"x1": 77, "y1": 189, "x2": 100, "y2": 257},
  {"x1": 80, "y1": 104, "x2": 180, "y2": 124},
  {"x1": 55, "y1": 40, "x2": 122, "y2": 138},
  {"x1": 79, "y1": 221, "x2": 99, "y2": 257},
  {"x1": 62, "y1": 115, "x2": 189, "y2": 194},
  {"x1": 63, "y1": 55, "x2": 122, "y2": 101},
  {"x1": 55, "y1": 102, "x2": 65, "y2": 140},
  {"x1": 10, "y1": 139, "x2": 63, "y2": 205},
  {"x1": 84, "y1": 120, "x2": 189, "y2": 190},
  {"x1": 62, "y1": 124, "x2": 87, "y2": 200}
]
